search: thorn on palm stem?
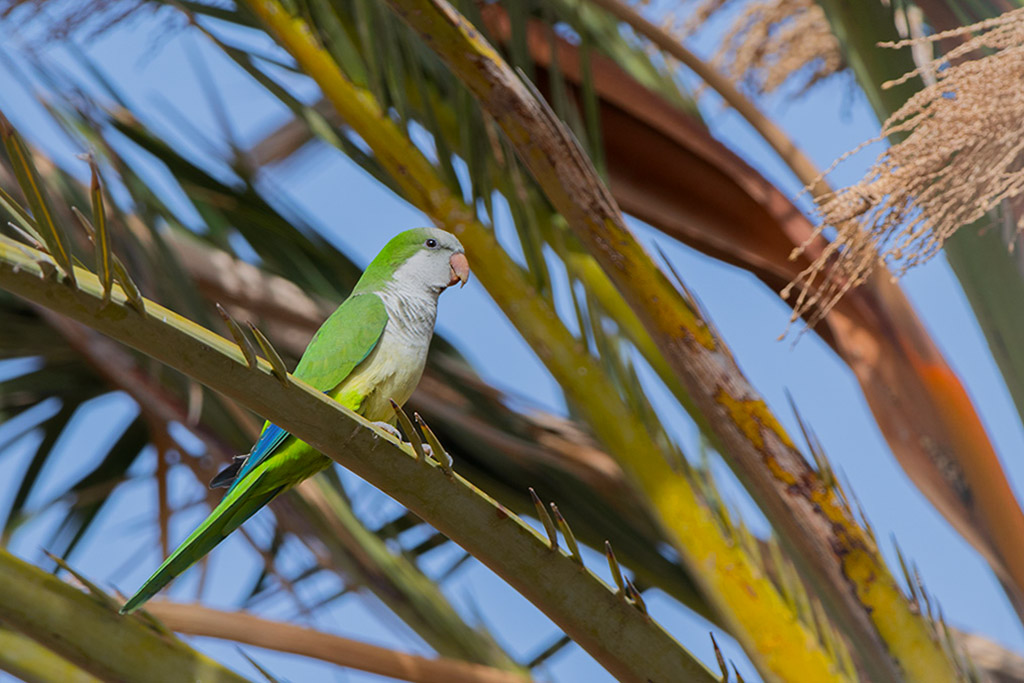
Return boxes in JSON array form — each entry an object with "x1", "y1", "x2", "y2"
[
  {"x1": 710, "y1": 632, "x2": 728, "y2": 681},
  {"x1": 414, "y1": 412, "x2": 453, "y2": 477},
  {"x1": 246, "y1": 321, "x2": 289, "y2": 386},
  {"x1": 216, "y1": 303, "x2": 258, "y2": 369},
  {"x1": 71, "y1": 206, "x2": 144, "y2": 312},
  {"x1": 550, "y1": 502, "x2": 583, "y2": 566},
  {"x1": 605, "y1": 540, "x2": 626, "y2": 596},
  {"x1": 625, "y1": 578, "x2": 648, "y2": 616},
  {"x1": 84, "y1": 153, "x2": 114, "y2": 302},
  {"x1": 0, "y1": 110, "x2": 76, "y2": 285},
  {"x1": 389, "y1": 399, "x2": 426, "y2": 461},
  {"x1": 529, "y1": 487, "x2": 558, "y2": 550},
  {"x1": 44, "y1": 551, "x2": 120, "y2": 612},
  {"x1": 7, "y1": 221, "x2": 44, "y2": 251}
]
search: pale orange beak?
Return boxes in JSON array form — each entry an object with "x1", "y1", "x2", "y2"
[{"x1": 448, "y1": 252, "x2": 470, "y2": 288}]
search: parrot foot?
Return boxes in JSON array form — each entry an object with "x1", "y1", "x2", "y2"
[
  {"x1": 371, "y1": 421, "x2": 403, "y2": 440},
  {"x1": 371, "y1": 421, "x2": 436, "y2": 460}
]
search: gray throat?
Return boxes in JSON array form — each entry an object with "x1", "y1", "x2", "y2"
[{"x1": 377, "y1": 283, "x2": 439, "y2": 345}]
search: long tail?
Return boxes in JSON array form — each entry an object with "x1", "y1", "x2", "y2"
[{"x1": 120, "y1": 471, "x2": 284, "y2": 614}]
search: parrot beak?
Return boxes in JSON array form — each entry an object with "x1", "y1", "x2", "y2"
[{"x1": 448, "y1": 252, "x2": 470, "y2": 288}]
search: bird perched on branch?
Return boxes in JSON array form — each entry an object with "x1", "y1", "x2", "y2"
[{"x1": 121, "y1": 228, "x2": 469, "y2": 614}]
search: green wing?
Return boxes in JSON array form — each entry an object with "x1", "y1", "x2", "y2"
[
  {"x1": 225, "y1": 293, "x2": 388, "y2": 487},
  {"x1": 293, "y1": 292, "x2": 389, "y2": 389}
]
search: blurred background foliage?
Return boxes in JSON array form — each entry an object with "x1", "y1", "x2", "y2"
[{"x1": 3, "y1": 0, "x2": 1024, "y2": 681}]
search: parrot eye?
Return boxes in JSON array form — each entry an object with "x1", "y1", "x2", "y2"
[{"x1": 424, "y1": 238, "x2": 439, "y2": 249}]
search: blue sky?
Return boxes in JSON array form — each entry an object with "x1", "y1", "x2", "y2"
[{"x1": 1, "y1": 4, "x2": 1023, "y2": 682}]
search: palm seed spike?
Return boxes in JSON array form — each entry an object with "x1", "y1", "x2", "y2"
[
  {"x1": 549, "y1": 502, "x2": 583, "y2": 566},
  {"x1": 709, "y1": 632, "x2": 729, "y2": 682},
  {"x1": 246, "y1": 321, "x2": 289, "y2": 386},
  {"x1": 215, "y1": 303, "x2": 258, "y2": 369},
  {"x1": 389, "y1": 399, "x2": 426, "y2": 461},
  {"x1": 86, "y1": 154, "x2": 114, "y2": 302},
  {"x1": 414, "y1": 412, "x2": 453, "y2": 476},
  {"x1": 604, "y1": 541, "x2": 626, "y2": 595},
  {"x1": 528, "y1": 487, "x2": 558, "y2": 550}
]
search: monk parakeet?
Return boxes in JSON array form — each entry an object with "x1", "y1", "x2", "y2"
[{"x1": 120, "y1": 228, "x2": 469, "y2": 614}]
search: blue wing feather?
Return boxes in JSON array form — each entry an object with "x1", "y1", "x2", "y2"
[{"x1": 228, "y1": 423, "x2": 290, "y2": 491}]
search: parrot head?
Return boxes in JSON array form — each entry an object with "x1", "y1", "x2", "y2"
[{"x1": 359, "y1": 227, "x2": 469, "y2": 295}]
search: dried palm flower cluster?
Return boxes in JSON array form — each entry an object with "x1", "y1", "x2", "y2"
[
  {"x1": 787, "y1": 8, "x2": 1024, "y2": 324},
  {"x1": 678, "y1": 0, "x2": 842, "y2": 96},
  {"x1": 710, "y1": 0, "x2": 843, "y2": 96},
  {"x1": 678, "y1": 0, "x2": 729, "y2": 36}
]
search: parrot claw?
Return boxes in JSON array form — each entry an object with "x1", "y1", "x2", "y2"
[
  {"x1": 421, "y1": 443, "x2": 434, "y2": 458},
  {"x1": 371, "y1": 421, "x2": 403, "y2": 440}
]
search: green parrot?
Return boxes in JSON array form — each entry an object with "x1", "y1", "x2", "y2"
[{"x1": 120, "y1": 228, "x2": 469, "y2": 614}]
